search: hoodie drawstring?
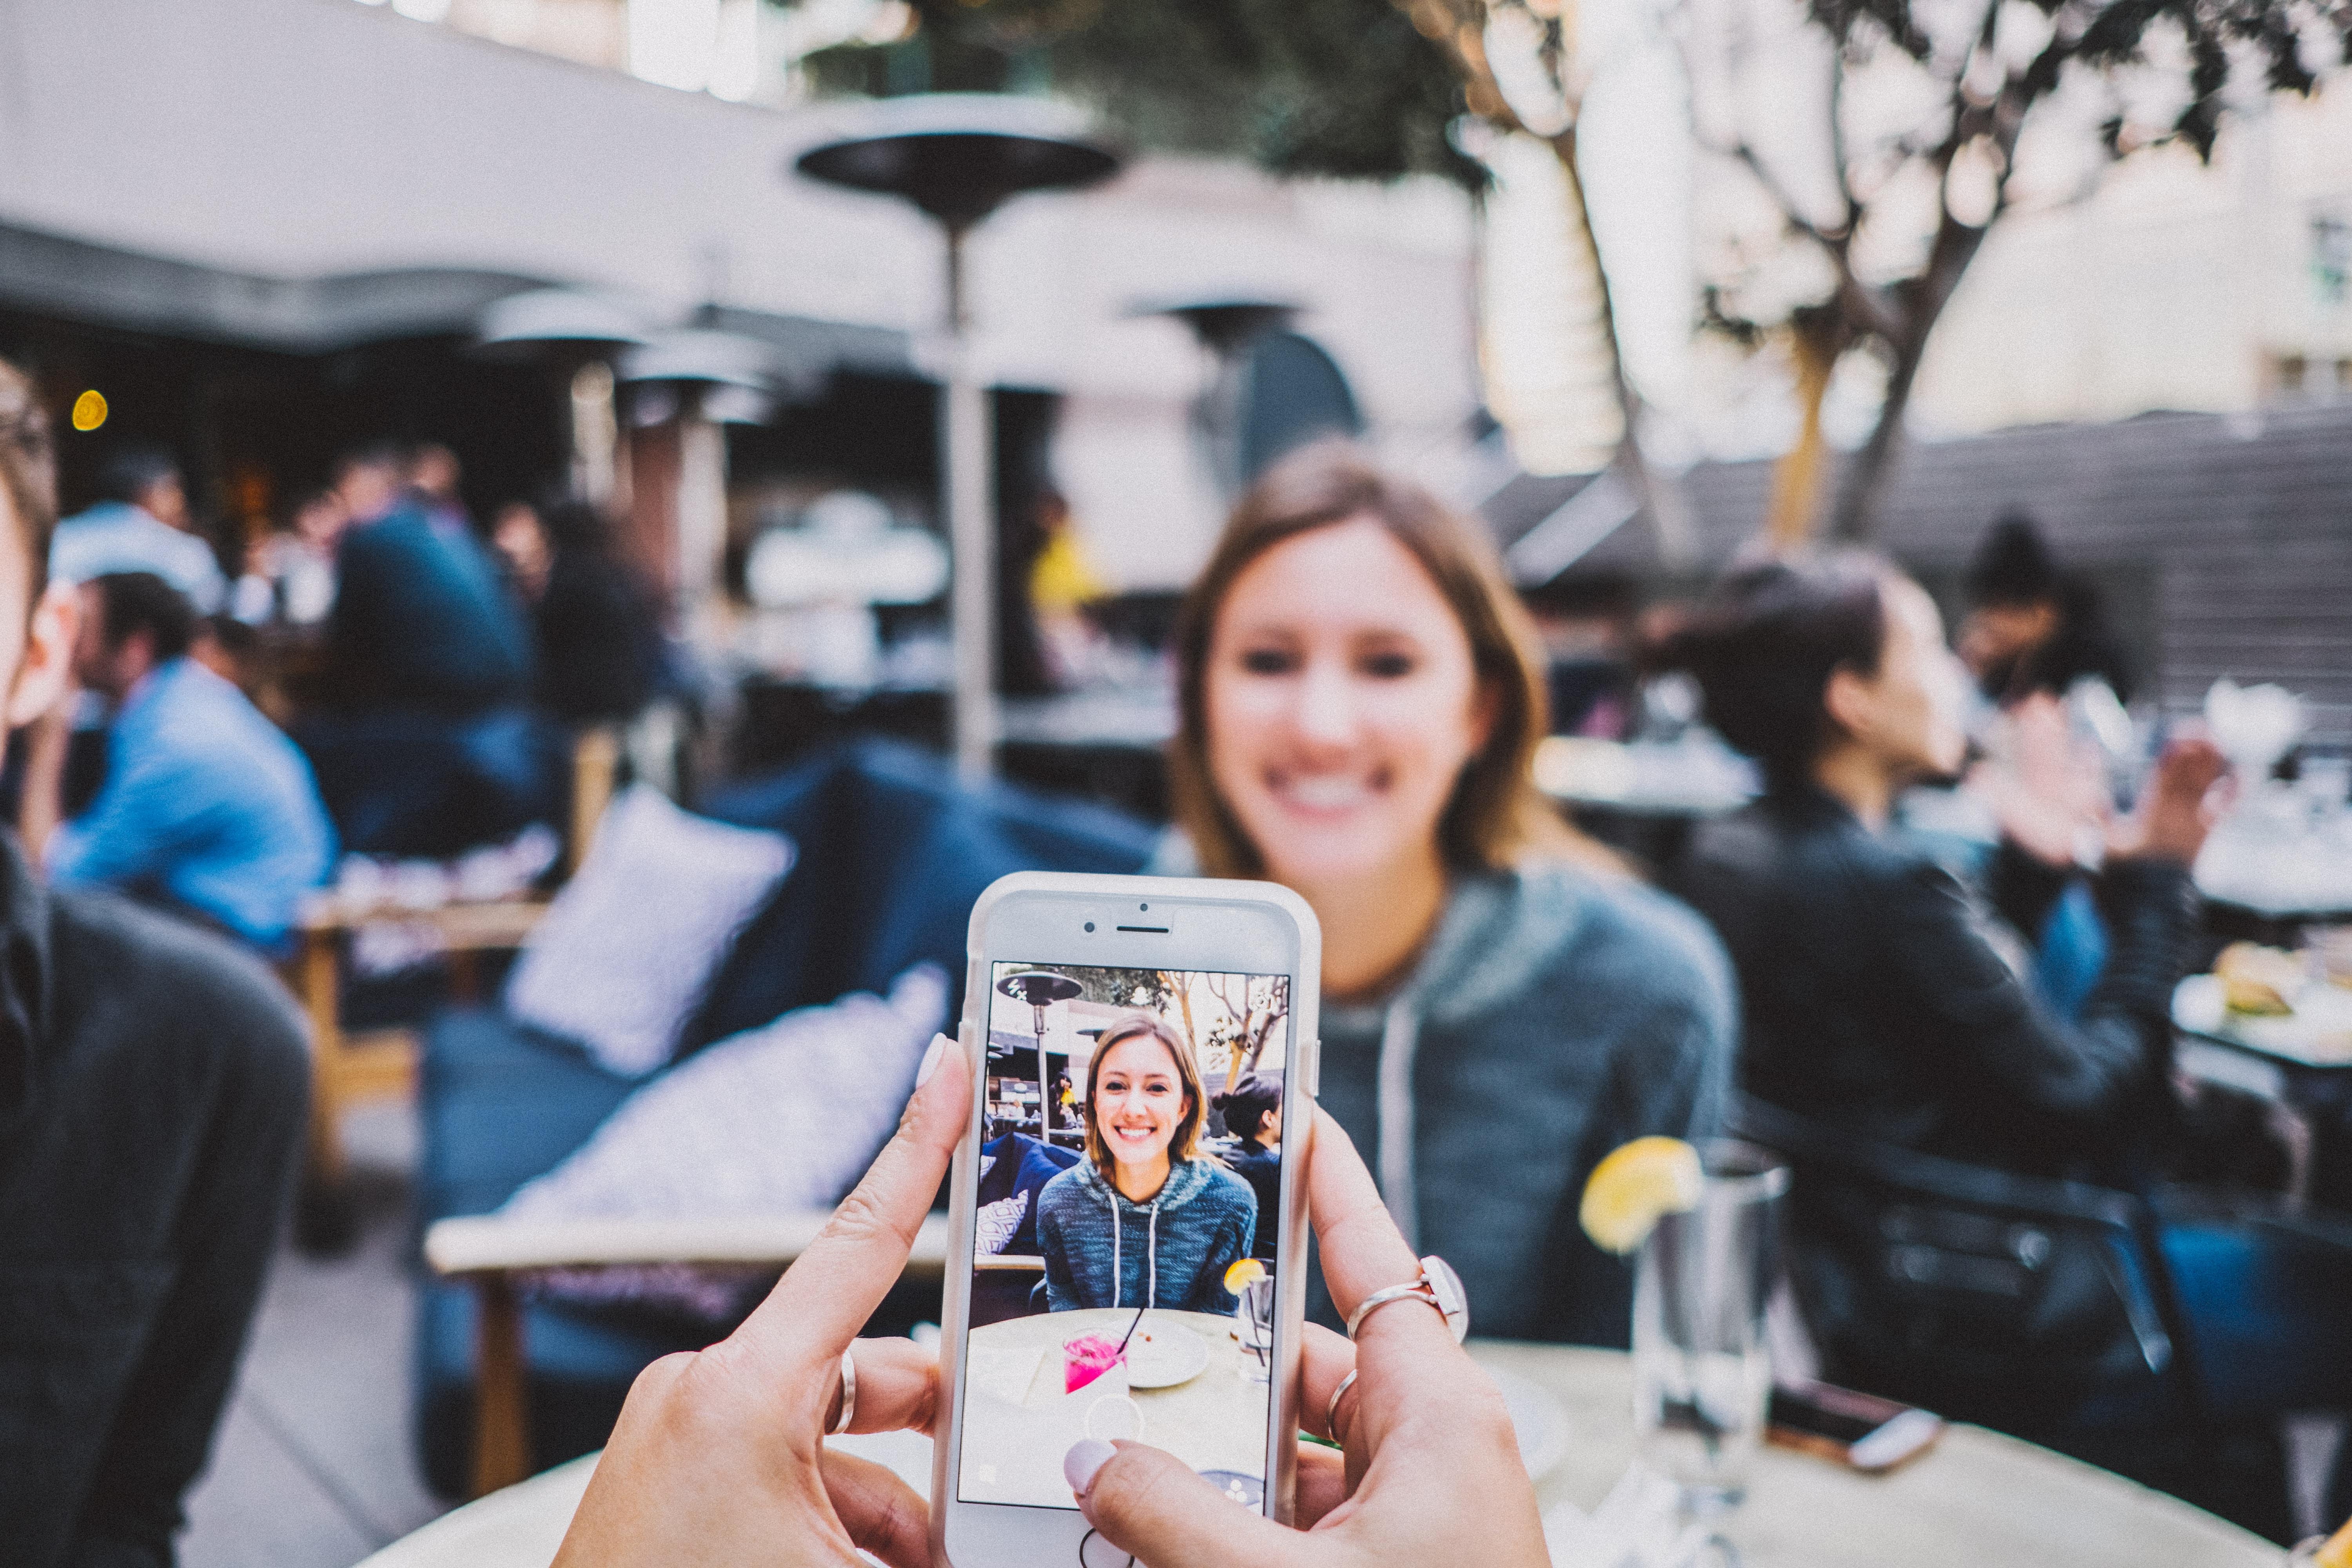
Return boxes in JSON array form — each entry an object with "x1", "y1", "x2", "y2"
[
  {"x1": 1103, "y1": 1184, "x2": 1122, "y2": 1307},
  {"x1": 1376, "y1": 994, "x2": 1421, "y2": 1250},
  {"x1": 1101, "y1": 1183, "x2": 1167, "y2": 1308}
]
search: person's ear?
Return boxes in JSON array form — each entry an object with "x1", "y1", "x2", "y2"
[
  {"x1": 1821, "y1": 663, "x2": 1875, "y2": 746},
  {"x1": 7, "y1": 582, "x2": 80, "y2": 727}
]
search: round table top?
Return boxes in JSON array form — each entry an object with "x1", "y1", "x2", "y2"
[
  {"x1": 959, "y1": 1306, "x2": 1267, "y2": 1506},
  {"x1": 357, "y1": 1343, "x2": 2278, "y2": 1568}
]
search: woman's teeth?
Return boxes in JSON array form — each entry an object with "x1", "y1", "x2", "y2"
[{"x1": 1279, "y1": 776, "x2": 1371, "y2": 809}]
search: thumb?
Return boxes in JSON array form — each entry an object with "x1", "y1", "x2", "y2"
[{"x1": 1069, "y1": 1439, "x2": 1319, "y2": 1568}]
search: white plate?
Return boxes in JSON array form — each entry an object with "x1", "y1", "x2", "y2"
[
  {"x1": 1486, "y1": 1365, "x2": 1573, "y2": 1481},
  {"x1": 1120, "y1": 1323, "x2": 1210, "y2": 1388}
]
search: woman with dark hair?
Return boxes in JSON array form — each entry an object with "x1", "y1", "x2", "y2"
[
  {"x1": 1213, "y1": 1072, "x2": 1284, "y2": 1260},
  {"x1": 1164, "y1": 439, "x2": 1735, "y2": 1347},
  {"x1": 1664, "y1": 554, "x2": 2352, "y2": 1509},
  {"x1": 1665, "y1": 553, "x2": 2217, "y2": 1175},
  {"x1": 1034, "y1": 1014, "x2": 1258, "y2": 1313}
]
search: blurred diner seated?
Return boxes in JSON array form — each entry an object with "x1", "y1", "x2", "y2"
[
  {"x1": 1662, "y1": 552, "x2": 2352, "y2": 1518},
  {"x1": 492, "y1": 497, "x2": 668, "y2": 727},
  {"x1": 0, "y1": 356, "x2": 309, "y2": 1567},
  {"x1": 48, "y1": 442, "x2": 227, "y2": 614},
  {"x1": 297, "y1": 440, "x2": 553, "y2": 858},
  {"x1": 1161, "y1": 439, "x2": 1737, "y2": 1345},
  {"x1": 18, "y1": 572, "x2": 334, "y2": 952}
]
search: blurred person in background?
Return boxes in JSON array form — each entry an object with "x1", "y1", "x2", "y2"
[
  {"x1": 0, "y1": 357, "x2": 309, "y2": 1567},
  {"x1": 1163, "y1": 440, "x2": 1735, "y2": 1345},
  {"x1": 407, "y1": 440, "x2": 471, "y2": 535},
  {"x1": 492, "y1": 497, "x2": 667, "y2": 725},
  {"x1": 1665, "y1": 553, "x2": 2352, "y2": 1516},
  {"x1": 18, "y1": 571, "x2": 334, "y2": 950},
  {"x1": 235, "y1": 486, "x2": 346, "y2": 627},
  {"x1": 1959, "y1": 512, "x2": 2132, "y2": 710},
  {"x1": 49, "y1": 443, "x2": 227, "y2": 614},
  {"x1": 301, "y1": 440, "x2": 547, "y2": 857},
  {"x1": 1950, "y1": 513, "x2": 2140, "y2": 1018},
  {"x1": 1212, "y1": 1069, "x2": 1283, "y2": 1260}
]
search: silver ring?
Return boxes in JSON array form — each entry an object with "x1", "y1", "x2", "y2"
[
  {"x1": 828, "y1": 1345, "x2": 857, "y2": 1436},
  {"x1": 1323, "y1": 1368, "x2": 1359, "y2": 1443},
  {"x1": 1344, "y1": 1255, "x2": 1468, "y2": 1344}
]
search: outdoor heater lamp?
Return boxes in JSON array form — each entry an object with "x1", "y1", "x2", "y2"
[
  {"x1": 995, "y1": 969, "x2": 1084, "y2": 1135},
  {"x1": 473, "y1": 286, "x2": 655, "y2": 508},
  {"x1": 616, "y1": 326, "x2": 789, "y2": 643},
  {"x1": 793, "y1": 95, "x2": 1124, "y2": 781}
]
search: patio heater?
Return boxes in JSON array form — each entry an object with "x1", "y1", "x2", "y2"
[
  {"x1": 996, "y1": 969, "x2": 1083, "y2": 1136},
  {"x1": 615, "y1": 327, "x2": 784, "y2": 644},
  {"x1": 1135, "y1": 296, "x2": 1299, "y2": 501},
  {"x1": 474, "y1": 287, "x2": 653, "y2": 508},
  {"x1": 794, "y1": 96, "x2": 1123, "y2": 780}
]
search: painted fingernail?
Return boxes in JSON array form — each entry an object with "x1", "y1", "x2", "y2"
[
  {"x1": 1063, "y1": 1438, "x2": 1115, "y2": 1498},
  {"x1": 916, "y1": 1034, "x2": 949, "y2": 1087}
]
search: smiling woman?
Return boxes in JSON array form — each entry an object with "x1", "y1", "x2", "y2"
[
  {"x1": 1164, "y1": 440, "x2": 1738, "y2": 1345},
  {"x1": 1035, "y1": 1013, "x2": 1258, "y2": 1315}
]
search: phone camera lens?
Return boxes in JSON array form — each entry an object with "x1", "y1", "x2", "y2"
[
  {"x1": 1083, "y1": 921, "x2": 1095, "y2": 933},
  {"x1": 1139, "y1": 903, "x2": 1149, "y2": 912}
]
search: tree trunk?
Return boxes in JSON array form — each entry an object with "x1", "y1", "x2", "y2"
[
  {"x1": 1546, "y1": 129, "x2": 1688, "y2": 563},
  {"x1": 1764, "y1": 310, "x2": 1842, "y2": 550},
  {"x1": 1825, "y1": 333, "x2": 1927, "y2": 543}
]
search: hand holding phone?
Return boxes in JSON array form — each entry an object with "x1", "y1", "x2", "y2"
[
  {"x1": 1071, "y1": 1108, "x2": 1550, "y2": 1568},
  {"x1": 550, "y1": 1033, "x2": 971, "y2": 1568}
]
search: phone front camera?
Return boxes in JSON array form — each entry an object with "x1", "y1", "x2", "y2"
[
  {"x1": 1083, "y1": 922, "x2": 1095, "y2": 933},
  {"x1": 1139, "y1": 903, "x2": 1149, "y2": 912}
]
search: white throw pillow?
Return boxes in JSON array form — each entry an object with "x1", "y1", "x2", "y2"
[
  {"x1": 499, "y1": 964, "x2": 950, "y2": 1223},
  {"x1": 504, "y1": 784, "x2": 794, "y2": 1078}
]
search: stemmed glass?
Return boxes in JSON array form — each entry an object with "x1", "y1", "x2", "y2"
[
  {"x1": 1237, "y1": 1276, "x2": 1276, "y2": 1385},
  {"x1": 1630, "y1": 1142, "x2": 1789, "y2": 1557}
]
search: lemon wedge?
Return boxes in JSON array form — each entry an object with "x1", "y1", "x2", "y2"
[
  {"x1": 1580, "y1": 1136, "x2": 1704, "y2": 1254},
  {"x1": 1225, "y1": 1257, "x2": 1268, "y2": 1294}
]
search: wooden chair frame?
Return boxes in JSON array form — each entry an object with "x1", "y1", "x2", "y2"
[
  {"x1": 282, "y1": 728, "x2": 620, "y2": 1207},
  {"x1": 423, "y1": 1212, "x2": 953, "y2": 1496}
]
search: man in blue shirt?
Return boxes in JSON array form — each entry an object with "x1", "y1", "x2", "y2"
[
  {"x1": 47, "y1": 445, "x2": 228, "y2": 613},
  {"x1": 298, "y1": 440, "x2": 551, "y2": 856},
  {"x1": 23, "y1": 572, "x2": 334, "y2": 948}
]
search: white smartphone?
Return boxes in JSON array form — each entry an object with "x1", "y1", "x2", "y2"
[{"x1": 932, "y1": 871, "x2": 1321, "y2": 1568}]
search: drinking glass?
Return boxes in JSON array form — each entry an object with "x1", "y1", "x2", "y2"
[
  {"x1": 1237, "y1": 1276, "x2": 1275, "y2": 1384},
  {"x1": 1631, "y1": 1141, "x2": 1789, "y2": 1520}
]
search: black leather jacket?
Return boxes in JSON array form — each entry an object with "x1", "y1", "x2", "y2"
[{"x1": 1669, "y1": 786, "x2": 2199, "y2": 1180}]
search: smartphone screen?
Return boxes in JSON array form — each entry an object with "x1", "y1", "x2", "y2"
[{"x1": 956, "y1": 959, "x2": 1292, "y2": 1512}]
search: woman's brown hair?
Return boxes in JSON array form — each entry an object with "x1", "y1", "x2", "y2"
[
  {"x1": 0, "y1": 359, "x2": 56, "y2": 599},
  {"x1": 1169, "y1": 438, "x2": 1578, "y2": 879},
  {"x1": 1082, "y1": 1013, "x2": 1208, "y2": 1183}
]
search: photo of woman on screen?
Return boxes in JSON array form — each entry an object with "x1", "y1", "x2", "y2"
[{"x1": 1034, "y1": 1014, "x2": 1258, "y2": 1314}]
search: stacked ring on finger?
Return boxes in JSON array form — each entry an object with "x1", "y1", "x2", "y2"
[
  {"x1": 828, "y1": 1345, "x2": 858, "y2": 1436},
  {"x1": 1324, "y1": 1368, "x2": 1360, "y2": 1444}
]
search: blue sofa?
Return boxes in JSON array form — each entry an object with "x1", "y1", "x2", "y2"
[{"x1": 412, "y1": 740, "x2": 1157, "y2": 1496}]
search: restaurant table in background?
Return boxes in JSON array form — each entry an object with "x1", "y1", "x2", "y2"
[
  {"x1": 352, "y1": 1345, "x2": 2276, "y2": 1568},
  {"x1": 2176, "y1": 969, "x2": 2352, "y2": 1208}
]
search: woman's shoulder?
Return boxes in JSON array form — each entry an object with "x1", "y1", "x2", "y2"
[
  {"x1": 1470, "y1": 858, "x2": 1732, "y2": 1003},
  {"x1": 1035, "y1": 1161, "x2": 1095, "y2": 1210},
  {"x1": 1198, "y1": 1160, "x2": 1260, "y2": 1213}
]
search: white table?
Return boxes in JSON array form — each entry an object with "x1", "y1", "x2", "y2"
[{"x1": 356, "y1": 1345, "x2": 2277, "y2": 1568}]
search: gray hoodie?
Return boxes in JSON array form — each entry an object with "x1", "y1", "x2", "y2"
[
  {"x1": 1310, "y1": 860, "x2": 1736, "y2": 1345},
  {"x1": 1036, "y1": 1156, "x2": 1258, "y2": 1314}
]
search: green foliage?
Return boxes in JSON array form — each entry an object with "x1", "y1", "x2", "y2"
[{"x1": 803, "y1": 0, "x2": 1481, "y2": 186}]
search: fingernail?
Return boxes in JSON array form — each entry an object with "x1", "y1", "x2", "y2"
[
  {"x1": 1063, "y1": 1438, "x2": 1114, "y2": 1498},
  {"x1": 916, "y1": 1034, "x2": 949, "y2": 1087}
]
